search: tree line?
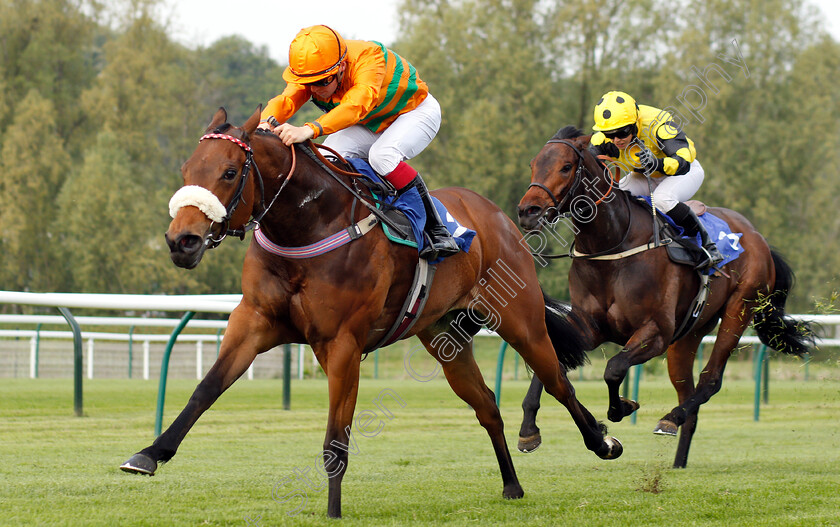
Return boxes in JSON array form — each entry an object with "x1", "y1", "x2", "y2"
[{"x1": 1, "y1": 0, "x2": 838, "y2": 314}]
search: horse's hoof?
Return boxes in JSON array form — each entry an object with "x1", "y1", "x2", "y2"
[
  {"x1": 607, "y1": 398, "x2": 640, "y2": 422},
  {"x1": 503, "y1": 483, "x2": 524, "y2": 500},
  {"x1": 517, "y1": 433, "x2": 542, "y2": 453},
  {"x1": 120, "y1": 453, "x2": 157, "y2": 476},
  {"x1": 598, "y1": 436, "x2": 623, "y2": 460},
  {"x1": 653, "y1": 420, "x2": 678, "y2": 436}
]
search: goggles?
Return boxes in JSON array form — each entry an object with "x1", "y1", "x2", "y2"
[
  {"x1": 306, "y1": 74, "x2": 336, "y2": 87},
  {"x1": 603, "y1": 124, "x2": 636, "y2": 140}
]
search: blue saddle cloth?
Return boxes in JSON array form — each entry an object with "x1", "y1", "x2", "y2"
[
  {"x1": 347, "y1": 159, "x2": 476, "y2": 258},
  {"x1": 637, "y1": 196, "x2": 744, "y2": 272}
]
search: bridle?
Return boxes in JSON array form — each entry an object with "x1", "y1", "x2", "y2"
[
  {"x1": 527, "y1": 138, "x2": 635, "y2": 259},
  {"x1": 192, "y1": 130, "x2": 407, "y2": 254},
  {"x1": 527, "y1": 139, "x2": 617, "y2": 214},
  {"x1": 197, "y1": 131, "x2": 295, "y2": 249}
]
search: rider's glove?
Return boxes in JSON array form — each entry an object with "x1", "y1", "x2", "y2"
[{"x1": 635, "y1": 147, "x2": 665, "y2": 175}]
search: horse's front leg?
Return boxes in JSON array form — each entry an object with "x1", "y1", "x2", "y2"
[
  {"x1": 315, "y1": 334, "x2": 363, "y2": 519},
  {"x1": 517, "y1": 376, "x2": 544, "y2": 453},
  {"x1": 605, "y1": 323, "x2": 668, "y2": 422},
  {"x1": 120, "y1": 303, "x2": 282, "y2": 474}
]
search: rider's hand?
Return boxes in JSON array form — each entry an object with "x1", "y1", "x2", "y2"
[
  {"x1": 635, "y1": 147, "x2": 665, "y2": 175},
  {"x1": 276, "y1": 123, "x2": 315, "y2": 146}
]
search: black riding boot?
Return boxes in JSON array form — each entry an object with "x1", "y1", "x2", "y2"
[
  {"x1": 412, "y1": 175, "x2": 460, "y2": 259},
  {"x1": 669, "y1": 202, "x2": 724, "y2": 269}
]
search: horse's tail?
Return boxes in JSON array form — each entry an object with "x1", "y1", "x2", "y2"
[
  {"x1": 752, "y1": 250, "x2": 816, "y2": 356},
  {"x1": 543, "y1": 291, "x2": 590, "y2": 370}
]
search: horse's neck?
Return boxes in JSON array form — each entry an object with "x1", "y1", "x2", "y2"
[
  {"x1": 253, "y1": 138, "x2": 355, "y2": 247},
  {"x1": 571, "y1": 156, "x2": 642, "y2": 254}
]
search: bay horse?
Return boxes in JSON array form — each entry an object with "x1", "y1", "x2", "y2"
[
  {"x1": 515, "y1": 126, "x2": 814, "y2": 468},
  {"x1": 120, "y1": 110, "x2": 623, "y2": 518}
]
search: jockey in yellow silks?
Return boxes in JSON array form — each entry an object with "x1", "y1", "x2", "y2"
[
  {"x1": 589, "y1": 91, "x2": 723, "y2": 268},
  {"x1": 259, "y1": 25, "x2": 458, "y2": 259}
]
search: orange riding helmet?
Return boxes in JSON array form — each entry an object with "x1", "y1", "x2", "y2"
[{"x1": 283, "y1": 25, "x2": 347, "y2": 84}]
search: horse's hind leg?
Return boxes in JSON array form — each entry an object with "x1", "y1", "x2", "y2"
[
  {"x1": 660, "y1": 299, "x2": 753, "y2": 447},
  {"x1": 120, "y1": 304, "x2": 280, "y2": 474},
  {"x1": 517, "y1": 376, "x2": 544, "y2": 453},
  {"x1": 421, "y1": 335, "x2": 524, "y2": 499},
  {"x1": 654, "y1": 332, "x2": 706, "y2": 468}
]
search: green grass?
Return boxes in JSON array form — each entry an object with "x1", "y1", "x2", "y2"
[{"x1": 1, "y1": 375, "x2": 839, "y2": 526}]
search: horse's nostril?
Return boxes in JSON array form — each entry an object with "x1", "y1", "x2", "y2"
[
  {"x1": 167, "y1": 233, "x2": 202, "y2": 254},
  {"x1": 179, "y1": 235, "x2": 202, "y2": 253},
  {"x1": 519, "y1": 206, "x2": 541, "y2": 218}
]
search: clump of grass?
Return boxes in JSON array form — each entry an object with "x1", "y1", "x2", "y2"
[{"x1": 635, "y1": 462, "x2": 666, "y2": 494}]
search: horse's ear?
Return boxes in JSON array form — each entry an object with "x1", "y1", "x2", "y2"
[
  {"x1": 243, "y1": 105, "x2": 262, "y2": 135},
  {"x1": 577, "y1": 134, "x2": 593, "y2": 148},
  {"x1": 206, "y1": 107, "x2": 228, "y2": 133}
]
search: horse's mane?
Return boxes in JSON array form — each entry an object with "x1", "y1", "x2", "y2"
[{"x1": 551, "y1": 126, "x2": 585, "y2": 141}]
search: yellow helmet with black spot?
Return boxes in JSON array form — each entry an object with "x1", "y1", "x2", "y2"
[{"x1": 593, "y1": 91, "x2": 639, "y2": 131}]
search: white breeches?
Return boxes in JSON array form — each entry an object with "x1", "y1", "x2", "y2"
[
  {"x1": 322, "y1": 94, "x2": 441, "y2": 175},
  {"x1": 618, "y1": 159, "x2": 705, "y2": 213}
]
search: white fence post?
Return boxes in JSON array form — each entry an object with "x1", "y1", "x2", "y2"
[
  {"x1": 143, "y1": 340, "x2": 150, "y2": 380},
  {"x1": 196, "y1": 340, "x2": 203, "y2": 380},
  {"x1": 87, "y1": 338, "x2": 94, "y2": 379},
  {"x1": 29, "y1": 337, "x2": 37, "y2": 379},
  {"x1": 247, "y1": 362, "x2": 254, "y2": 380}
]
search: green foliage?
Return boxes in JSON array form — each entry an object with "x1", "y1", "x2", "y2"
[
  {"x1": 52, "y1": 131, "x2": 185, "y2": 293},
  {"x1": 0, "y1": 90, "x2": 70, "y2": 291},
  {"x1": 0, "y1": 0, "x2": 836, "y2": 309}
]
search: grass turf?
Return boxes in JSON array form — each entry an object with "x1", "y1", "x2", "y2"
[{"x1": 1, "y1": 373, "x2": 839, "y2": 526}]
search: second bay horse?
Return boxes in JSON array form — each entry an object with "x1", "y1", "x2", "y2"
[{"x1": 516, "y1": 126, "x2": 814, "y2": 468}]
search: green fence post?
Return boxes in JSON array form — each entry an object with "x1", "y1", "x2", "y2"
[
  {"x1": 630, "y1": 364, "x2": 642, "y2": 425},
  {"x1": 283, "y1": 344, "x2": 292, "y2": 410},
  {"x1": 753, "y1": 344, "x2": 767, "y2": 421},
  {"x1": 34, "y1": 323, "x2": 42, "y2": 379},
  {"x1": 763, "y1": 348, "x2": 770, "y2": 404},
  {"x1": 514, "y1": 352, "x2": 519, "y2": 380},
  {"x1": 494, "y1": 341, "x2": 508, "y2": 406},
  {"x1": 128, "y1": 326, "x2": 134, "y2": 379},
  {"x1": 154, "y1": 311, "x2": 195, "y2": 437},
  {"x1": 57, "y1": 307, "x2": 83, "y2": 417},
  {"x1": 804, "y1": 352, "x2": 810, "y2": 381}
]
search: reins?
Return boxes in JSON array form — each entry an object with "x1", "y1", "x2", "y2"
[
  {"x1": 198, "y1": 131, "x2": 297, "y2": 248},
  {"x1": 197, "y1": 129, "x2": 408, "y2": 253},
  {"x1": 528, "y1": 139, "x2": 674, "y2": 261},
  {"x1": 528, "y1": 139, "x2": 639, "y2": 260}
]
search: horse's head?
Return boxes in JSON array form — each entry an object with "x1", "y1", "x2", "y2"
[
  {"x1": 517, "y1": 127, "x2": 592, "y2": 232},
  {"x1": 165, "y1": 107, "x2": 261, "y2": 269}
]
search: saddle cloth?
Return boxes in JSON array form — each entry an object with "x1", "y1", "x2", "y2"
[
  {"x1": 347, "y1": 159, "x2": 476, "y2": 261},
  {"x1": 635, "y1": 196, "x2": 744, "y2": 275}
]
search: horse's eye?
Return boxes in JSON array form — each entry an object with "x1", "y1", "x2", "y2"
[
  {"x1": 561, "y1": 164, "x2": 572, "y2": 173},
  {"x1": 222, "y1": 168, "x2": 238, "y2": 181}
]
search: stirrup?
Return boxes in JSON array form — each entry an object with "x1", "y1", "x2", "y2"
[
  {"x1": 696, "y1": 245, "x2": 723, "y2": 270},
  {"x1": 419, "y1": 232, "x2": 459, "y2": 259}
]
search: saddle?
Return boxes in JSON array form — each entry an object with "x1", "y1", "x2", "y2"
[{"x1": 639, "y1": 198, "x2": 713, "y2": 270}]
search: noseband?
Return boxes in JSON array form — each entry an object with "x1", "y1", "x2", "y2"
[
  {"x1": 526, "y1": 138, "x2": 637, "y2": 259},
  {"x1": 527, "y1": 139, "x2": 586, "y2": 214},
  {"x1": 194, "y1": 132, "x2": 300, "y2": 249}
]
